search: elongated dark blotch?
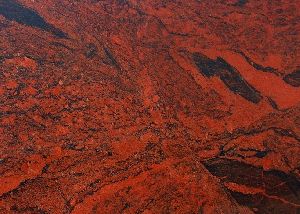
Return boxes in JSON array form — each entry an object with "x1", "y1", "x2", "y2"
[
  {"x1": 193, "y1": 53, "x2": 262, "y2": 103},
  {"x1": 0, "y1": 0, "x2": 68, "y2": 38},
  {"x1": 283, "y1": 70, "x2": 300, "y2": 87},
  {"x1": 203, "y1": 158, "x2": 300, "y2": 213}
]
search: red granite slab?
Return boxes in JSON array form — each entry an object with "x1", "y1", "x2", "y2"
[{"x1": 0, "y1": 0, "x2": 299, "y2": 213}]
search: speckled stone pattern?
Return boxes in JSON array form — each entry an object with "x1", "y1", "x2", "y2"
[{"x1": 0, "y1": 0, "x2": 300, "y2": 213}]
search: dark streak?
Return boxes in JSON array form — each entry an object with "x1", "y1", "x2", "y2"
[
  {"x1": 208, "y1": 126, "x2": 300, "y2": 144},
  {"x1": 50, "y1": 42, "x2": 73, "y2": 51},
  {"x1": 0, "y1": 54, "x2": 13, "y2": 63},
  {"x1": 254, "y1": 150, "x2": 268, "y2": 158},
  {"x1": 11, "y1": 205, "x2": 48, "y2": 214},
  {"x1": 0, "y1": 0, "x2": 68, "y2": 38},
  {"x1": 85, "y1": 43, "x2": 98, "y2": 59},
  {"x1": 236, "y1": 50, "x2": 281, "y2": 76},
  {"x1": 233, "y1": 0, "x2": 248, "y2": 7},
  {"x1": 267, "y1": 97, "x2": 279, "y2": 110},
  {"x1": 203, "y1": 158, "x2": 300, "y2": 212},
  {"x1": 237, "y1": 148, "x2": 270, "y2": 158},
  {"x1": 193, "y1": 53, "x2": 262, "y2": 103},
  {"x1": 103, "y1": 46, "x2": 122, "y2": 70},
  {"x1": 0, "y1": 177, "x2": 38, "y2": 198},
  {"x1": 283, "y1": 70, "x2": 300, "y2": 87},
  {"x1": 41, "y1": 164, "x2": 50, "y2": 173},
  {"x1": 237, "y1": 51, "x2": 300, "y2": 88}
]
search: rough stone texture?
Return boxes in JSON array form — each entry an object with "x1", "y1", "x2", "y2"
[{"x1": 0, "y1": 0, "x2": 300, "y2": 213}]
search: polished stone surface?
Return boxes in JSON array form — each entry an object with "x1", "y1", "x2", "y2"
[{"x1": 0, "y1": 0, "x2": 300, "y2": 213}]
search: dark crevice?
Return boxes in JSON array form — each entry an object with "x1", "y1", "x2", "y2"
[
  {"x1": 193, "y1": 53, "x2": 262, "y2": 103},
  {"x1": 0, "y1": 0, "x2": 68, "y2": 38}
]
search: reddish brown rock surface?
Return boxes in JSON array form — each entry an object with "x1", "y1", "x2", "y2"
[{"x1": 0, "y1": 0, "x2": 300, "y2": 213}]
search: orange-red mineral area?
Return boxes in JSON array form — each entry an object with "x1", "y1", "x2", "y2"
[{"x1": 0, "y1": 0, "x2": 300, "y2": 213}]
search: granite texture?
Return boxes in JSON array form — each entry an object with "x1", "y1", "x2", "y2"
[{"x1": 0, "y1": 0, "x2": 300, "y2": 213}]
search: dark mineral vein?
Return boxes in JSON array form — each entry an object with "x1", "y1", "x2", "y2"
[
  {"x1": 236, "y1": 50, "x2": 281, "y2": 76},
  {"x1": 283, "y1": 70, "x2": 300, "y2": 87},
  {"x1": 203, "y1": 158, "x2": 300, "y2": 212},
  {"x1": 193, "y1": 53, "x2": 262, "y2": 103},
  {"x1": 237, "y1": 51, "x2": 300, "y2": 88},
  {"x1": 0, "y1": 0, "x2": 68, "y2": 38}
]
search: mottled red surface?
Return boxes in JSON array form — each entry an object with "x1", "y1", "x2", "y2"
[{"x1": 0, "y1": 0, "x2": 300, "y2": 213}]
